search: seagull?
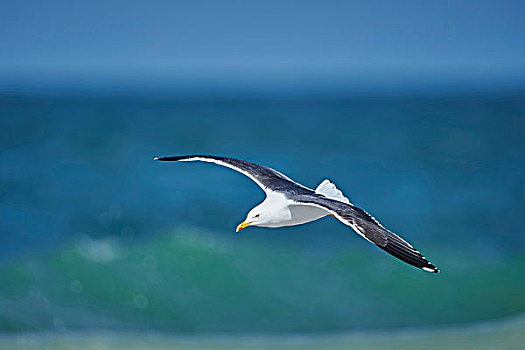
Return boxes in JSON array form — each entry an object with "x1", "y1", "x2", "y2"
[{"x1": 154, "y1": 155, "x2": 439, "y2": 273}]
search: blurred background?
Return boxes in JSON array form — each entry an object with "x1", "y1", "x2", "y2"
[{"x1": 1, "y1": 1, "x2": 524, "y2": 349}]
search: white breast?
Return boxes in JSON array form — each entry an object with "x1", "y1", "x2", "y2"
[
  {"x1": 285, "y1": 204, "x2": 329, "y2": 226},
  {"x1": 256, "y1": 191, "x2": 329, "y2": 228}
]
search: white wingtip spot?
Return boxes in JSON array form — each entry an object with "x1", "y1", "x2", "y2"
[
  {"x1": 153, "y1": 157, "x2": 160, "y2": 160},
  {"x1": 422, "y1": 266, "x2": 440, "y2": 273}
]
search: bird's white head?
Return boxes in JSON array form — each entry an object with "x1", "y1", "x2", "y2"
[
  {"x1": 235, "y1": 194, "x2": 290, "y2": 232},
  {"x1": 236, "y1": 207, "x2": 263, "y2": 232}
]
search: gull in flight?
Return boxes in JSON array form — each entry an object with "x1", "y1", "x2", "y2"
[{"x1": 154, "y1": 155, "x2": 439, "y2": 273}]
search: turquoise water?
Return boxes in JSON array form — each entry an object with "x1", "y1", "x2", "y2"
[
  {"x1": 0, "y1": 94, "x2": 524, "y2": 335},
  {"x1": 1, "y1": 316, "x2": 524, "y2": 350}
]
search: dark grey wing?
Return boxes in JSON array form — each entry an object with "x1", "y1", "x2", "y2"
[
  {"x1": 294, "y1": 195, "x2": 440, "y2": 273},
  {"x1": 154, "y1": 155, "x2": 310, "y2": 194}
]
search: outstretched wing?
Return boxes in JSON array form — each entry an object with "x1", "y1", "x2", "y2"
[
  {"x1": 154, "y1": 155, "x2": 309, "y2": 194},
  {"x1": 294, "y1": 195, "x2": 440, "y2": 273}
]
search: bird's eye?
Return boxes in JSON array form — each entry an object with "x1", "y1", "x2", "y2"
[{"x1": 254, "y1": 214, "x2": 260, "y2": 218}]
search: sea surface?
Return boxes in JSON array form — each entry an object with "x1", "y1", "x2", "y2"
[{"x1": 0, "y1": 93, "x2": 524, "y2": 346}]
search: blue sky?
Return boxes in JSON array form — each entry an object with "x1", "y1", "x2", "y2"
[{"x1": 1, "y1": 0, "x2": 524, "y2": 93}]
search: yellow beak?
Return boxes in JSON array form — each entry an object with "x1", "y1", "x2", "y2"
[{"x1": 236, "y1": 220, "x2": 251, "y2": 232}]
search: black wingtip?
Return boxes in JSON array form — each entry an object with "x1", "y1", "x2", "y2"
[
  {"x1": 377, "y1": 233, "x2": 441, "y2": 274},
  {"x1": 153, "y1": 156, "x2": 184, "y2": 161},
  {"x1": 421, "y1": 258, "x2": 440, "y2": 273}
]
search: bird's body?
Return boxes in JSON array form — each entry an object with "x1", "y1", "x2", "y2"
[
  {"x1": 244, "y1": 191, "x2": 330, "y2": 228},
  {"x1": 155, "y1": 155, "x2": 440, "y2": 273},
  {"x1": 288, "y1": 201, "x2": 329, "y2": 226}
]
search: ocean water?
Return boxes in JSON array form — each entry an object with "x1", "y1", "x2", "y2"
[{"x1": 0, "y1": 94, "x2": 524, "y2": 340}]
